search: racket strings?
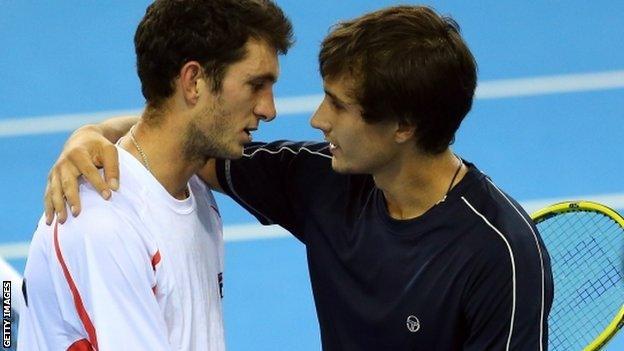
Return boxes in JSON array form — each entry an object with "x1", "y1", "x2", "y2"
[{"x1": 538, "y1": 210, "x2": 623, "y2": 350}]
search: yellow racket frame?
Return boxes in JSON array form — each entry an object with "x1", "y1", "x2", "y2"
[{"x1": 531, "y1": 200, "x2": 624, "y2": 351}]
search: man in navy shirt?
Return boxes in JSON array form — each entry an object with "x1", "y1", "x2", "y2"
[{"x1": 44, "y1": 5, "x2": 553, "y2": 350}]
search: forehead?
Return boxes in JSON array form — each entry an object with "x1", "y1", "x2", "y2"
[
  {"x1": 323, "y1": 75, "x2": 359, "y2": 103},
  {"x1": 226, "y1": 39, "x2": 279, "y2": 79}
]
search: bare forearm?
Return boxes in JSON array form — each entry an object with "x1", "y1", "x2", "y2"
[
  {"x1": 74, "y1": 116, "x2": 138, "y2": 143},
  {"x1": 100, "y1": 116, "x2": 138, "y2": 142}
]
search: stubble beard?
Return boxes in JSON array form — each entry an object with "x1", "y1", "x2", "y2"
[{"x1": 183, "y1": 103, "x2": 240, "y2": 163}]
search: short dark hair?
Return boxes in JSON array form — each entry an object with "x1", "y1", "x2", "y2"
[
  {"x1": 135, "y1": 0, "x2": 293, "y2": 108},
  {"x1": 319, "y1": 6, "x2": 477, "y2": 154}
]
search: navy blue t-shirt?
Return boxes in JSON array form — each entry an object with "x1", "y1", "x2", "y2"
[{"x1": 216, "y1": 141, "x2": 553, "y2": 351}]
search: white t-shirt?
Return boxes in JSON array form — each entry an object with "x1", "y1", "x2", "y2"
[{"x1": 18, "y1": 147, "x2": 225, "y2": 351}]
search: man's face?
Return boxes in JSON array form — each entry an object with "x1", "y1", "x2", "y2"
[
  {"x1": 310, "y1": 76, "x2": 400, "y2": 175},
  {"x1": 185, "y1": 39, "x2": 279, "y2": 161}
]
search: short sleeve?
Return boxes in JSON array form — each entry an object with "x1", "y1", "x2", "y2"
[
  {"x1": 462, "y1": 244, "x2": 514, "y2": 350},
  {"x1": 462, "y1": 237, "x2": 548, "y2": 350}
]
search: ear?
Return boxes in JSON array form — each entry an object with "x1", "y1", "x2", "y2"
[
  {"x1": 179, "y1": 61, "x2": 203, "y2": 105},
  {"x1": 394, "y1": 119, "x2": 416, "y2": 144}
]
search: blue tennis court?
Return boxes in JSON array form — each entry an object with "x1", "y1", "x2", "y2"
[{"x1": 1, "y1": 1, "x2": 623, "y2": 349}]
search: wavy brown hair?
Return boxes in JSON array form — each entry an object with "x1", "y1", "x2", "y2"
[
  {"x1": 319, "y1": 6, "x2": 477, "y2": 154},
  {"x1": 135, "y1": 0, "x2": 293, "y2": 108}
]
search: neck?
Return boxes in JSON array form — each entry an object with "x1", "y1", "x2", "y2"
[
  {"x1": 374, "y1": 148, "x2": 466, "y2": 220},
  {"x1": 120, "y1": 116, "x2": 204, "y2": 200}
]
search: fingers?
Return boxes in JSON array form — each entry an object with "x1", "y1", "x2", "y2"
[
  {"x1": 46, "y1": 171, "x2": 68, "y2": 225},
  {"x1": 45, "y1": 156, "x2": 108, "y2": 225},
  {"x1": 43, "y1": 126, "x2": 121, "y2": 225},
  {"x1": 68, "y1": 148, "x2": 111, "y2": 200},
  {"x1": 44, "y1": 182, "x2": 55, "y2": 225},
  {"x1": 59, "y1": 163, "x2": 83, "y2": 218},
  {"x1": 101, "y1": 144, "x2": 120, "y2": 191}
]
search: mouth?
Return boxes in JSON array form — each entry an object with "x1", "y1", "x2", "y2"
[
  {"x1": 327, "y1": 141, "x2": 339, "y2": 154},
  {"x1": 242, "y1": 127, "x2": 257, "y2": 142}
]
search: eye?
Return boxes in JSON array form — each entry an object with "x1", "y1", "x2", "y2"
[
  {"x1": 329, "y1": 98, "x2": 345, "y2": 111},
  {"x1": 249, "y1": 81, "x2": 265, "y2": 92}
]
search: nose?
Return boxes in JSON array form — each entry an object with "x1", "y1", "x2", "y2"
[
  {"x1": 254, "y1": 89, "x2": 277, "y2": 122},
  {"x1": 310, "y1": 100, "x2": 331, "y2": 133}
]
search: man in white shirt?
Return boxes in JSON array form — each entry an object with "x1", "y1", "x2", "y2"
[{"x1": 18, "y1": 0, "x2": 293, "y2": 349}]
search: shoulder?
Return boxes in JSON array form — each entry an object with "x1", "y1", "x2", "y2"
[
  {"x1": 49, "y1": 201, "x2": 157, "y2": 289},
  {"x1": 241, "y1": 140, "x2": 332, "y2": 160},
  {"x1": 456, "y1": 171, "x2": 548, "y2": 284},
  {"x1": 220, "y1": 140, "x2": 341, "y2": 197},
  {"x1": 59, "y1": 199, "x2": 133, "y2": 240},
  {"x1": 28, "y1": 205, "x2": 141, "y2": 275},
  {"x1": 457, "y1": 169, "x2": 534, "y2": 241},
  {"x1": 77, "y1": 151, "x2": 147, "y2": 221},
  {"x1": 54, "y1": 187, "x2": 151, "y2": 264},
  {"x1": 454, "y1": 166, "x2": 545, "y2": 264}
]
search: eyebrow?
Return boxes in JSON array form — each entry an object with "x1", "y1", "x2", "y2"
[
  {"x1": 246, "y1": 73, "x2": 277, "y2": 84},
  {"x1": 323, "y1": 89, "x2": 348, "y2": 106}
]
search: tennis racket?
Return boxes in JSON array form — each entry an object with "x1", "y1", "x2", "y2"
[{"x1": 532, "y1": 201, "x2": 624, "y2": 351}]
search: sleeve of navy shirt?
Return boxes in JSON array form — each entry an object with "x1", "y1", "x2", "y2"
[
  {"x1": 215, "y1": 140, "x2": 337, "y2": 244},
  {"x1": 458, "y1": 184, "x2": 554, "y2": 351},
  {"x1": 461, "y1": 237, "x2": 522, "y2": 350}
]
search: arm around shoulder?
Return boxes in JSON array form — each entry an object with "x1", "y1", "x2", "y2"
[
  {"x1": 93, "y1": 115, "x2": 139, "y2": 143},
  {"x1": 44, "y1": 115, "x2": 138, "y2": 225}
]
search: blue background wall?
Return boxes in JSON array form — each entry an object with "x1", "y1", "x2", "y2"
[{"x1": 1, "y1": 1, "x2": 623, "y2": 349}]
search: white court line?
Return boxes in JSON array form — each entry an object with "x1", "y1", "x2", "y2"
[
  {"x1": 0, "y1": 94, "x2": 322, "y2": 138},
  {"x1": 475, "y1": 70, "x2": 624, "y2": 99},
  {"x1": 1, "y1": 70, "x2": 624, "y2": 138},
  {"x1": 2, "y1": 192, "x2": 623, "y2": 260}
]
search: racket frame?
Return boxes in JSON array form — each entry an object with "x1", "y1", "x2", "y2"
[{"x1": 531, "y1": 200, "x2": 624, "y2": 351}]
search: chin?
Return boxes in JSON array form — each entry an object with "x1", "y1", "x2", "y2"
[
  {"x1": 226, "y1": 144, "x2": 245, "y2": 159},
  {"x1": 201, "y1": 144, "x2": 243, "y2": 161},
  {"x1": 331, "y1": 157, "x2": 374, "y2": 175},
  {"x1": 330, "y1": 158, "x2": 352, "y2": 174}
]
